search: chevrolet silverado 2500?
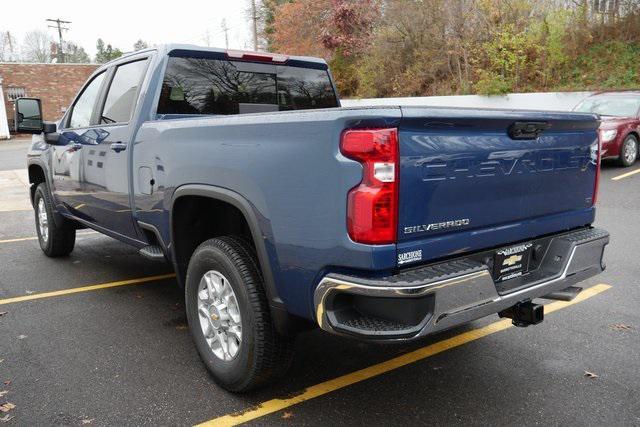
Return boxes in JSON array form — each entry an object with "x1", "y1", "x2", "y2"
[{"x1": 16, "y1": 45, "x2": 609, "y2": 391}]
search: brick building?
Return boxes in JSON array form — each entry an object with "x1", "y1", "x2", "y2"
[{"x1": 0, "y1": 62, "x2": 99, "y2": 133}]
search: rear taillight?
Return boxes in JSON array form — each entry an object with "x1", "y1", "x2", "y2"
[
  {"x1": 340, "y1": 128, "x2": 399, "y2": 244},
  {"x1": 592, "y1": 138, "x2": 601, "y2": 206}
]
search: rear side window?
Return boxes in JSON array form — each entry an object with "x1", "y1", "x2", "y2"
[
  {"x1": 101, "y1": 59, "x2": 149, "y2": 124},
  {"x1": 157, "y1": 56, "x2": 338, "y2": 115},
  {"x1": 69, "y1": 72, "x2": 106, "y2": 129}
]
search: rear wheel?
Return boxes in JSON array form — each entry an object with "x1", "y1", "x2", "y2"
[
  {"x1": 619, "y1": 134, "x2": 638, "y2": 167},
  {"x1": 185, "y1": 236, "x2": 294, "y2": 392},
  {"x1": 33, "y1": 183, "x2": 76, "y2": 257}
]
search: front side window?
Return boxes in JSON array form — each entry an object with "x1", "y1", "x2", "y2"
[
  {"x1": 69, "y1": 72, "x2": 106, "y2": 129},
  {"x1": 157, "y1": 55, "x2": 338, "y2": 116},
  {"x1": 101, "y1": 59, "x2": 149, "y2": 124}
]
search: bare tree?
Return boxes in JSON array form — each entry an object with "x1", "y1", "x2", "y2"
[{"x1": 21, "y1": 30, "x2": 53, "y2": 63}]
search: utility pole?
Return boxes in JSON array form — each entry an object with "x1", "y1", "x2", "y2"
[
  {"x1": 250, "y1": 0, "x2": 258, "y2": 51},
  {"x1": 6, "y1": 31, "x2": 13, "y2": 54},
  {"x1": 221, "y1": 19, "x2": 229, "y2": 49},
  {"x1": 46, "y1": 18, "x2": 71, "y2": 63}
]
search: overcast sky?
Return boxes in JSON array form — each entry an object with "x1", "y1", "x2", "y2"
[{"x1": 1, "y1": 0, "x2": 253, "y2": 59}]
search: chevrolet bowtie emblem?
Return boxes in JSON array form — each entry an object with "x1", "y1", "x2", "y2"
[
  {"x1": 211, "y1": 313, "x2": 219, "y2": 321},
  {"x1": 503, "y1": 254, "x2": 523, "y2": 267}
]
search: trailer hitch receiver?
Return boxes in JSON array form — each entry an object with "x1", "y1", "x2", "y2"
[{"x1": 498, "y1": 301, "x2": 544, "y2": 327}]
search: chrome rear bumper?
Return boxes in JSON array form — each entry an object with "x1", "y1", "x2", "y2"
[{"x1": 314, "y1": 227, "x2": 609, "y2": 340}]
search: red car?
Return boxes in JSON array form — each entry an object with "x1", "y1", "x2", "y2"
[{"x1": 574, "y1": 91, "x2": 640, "y2": 167}]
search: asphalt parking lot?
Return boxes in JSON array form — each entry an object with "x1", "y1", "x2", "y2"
[{"x1": 1, "y1": 139, "x2": 639, "y2": 426}]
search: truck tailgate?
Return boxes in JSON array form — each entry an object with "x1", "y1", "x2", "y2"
[{"x1": 397, "y1": 106, "x2": 600, "y2": 265}]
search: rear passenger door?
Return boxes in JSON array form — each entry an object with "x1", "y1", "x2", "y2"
[{"x1": 77, "y1": 57, "x2": 150, "y2": 240}]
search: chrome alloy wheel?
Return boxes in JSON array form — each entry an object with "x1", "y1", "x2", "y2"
[
  {"x1": 197, "y1": 270, "x2": 242, "y2": 361},
  {"x1": 37, "y1": 198, "x2": 49, "y2": 244},
  {"x1": 624, "y1": 139, "x2": 637, "y2": 164}
]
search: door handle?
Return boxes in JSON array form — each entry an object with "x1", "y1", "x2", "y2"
[{"x1": 110, "y1": 142, "x2": 127, "y2": 153}]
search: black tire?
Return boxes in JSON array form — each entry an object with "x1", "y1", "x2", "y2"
[
  {"x1": 618, "y1": 134, "x2": 638, "y2": 167},
  {"x1": 33, "y1": 183, "x2": 76, "y2": 257},
  {"x1": 185, "y1": 236, "x2": 294, "y2": 392}
]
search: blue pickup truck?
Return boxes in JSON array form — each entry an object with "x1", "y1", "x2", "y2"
[{"x1": 16, "y1": 45, "x2": 609, "y2": 391}]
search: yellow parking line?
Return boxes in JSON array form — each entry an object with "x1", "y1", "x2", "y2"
[
  {"x1": 0, "y1": 273, "x2": 176, "y2": 306},
  {"x1": 198, "y1": 283, "x2": 612, "y2": 427},
  {"x1": 0, "y1": 231, "x2": 98, "y2": 245},
  {"x1": 0, "y1": 206, "x2": 31, "y2": 213},
  {"x1": 0, "y1": 236, "x2": 39, "y2": 244},
  {"x1": 612, "y1": 167, "x2": 640, "y2": 181}
]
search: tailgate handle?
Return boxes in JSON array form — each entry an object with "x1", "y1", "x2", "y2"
[{"x1": 508, "y1": 121, "x2": 550, "y2": 140}]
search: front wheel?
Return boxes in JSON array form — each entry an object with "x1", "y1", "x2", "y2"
[
  {"x1": 33, "y1": 183, "x2": 76, "y2": 257},
  {"x1": 185, "y1": 236, "x2": 294, "y2": 392},
  {"x1": 619, "y1": 134, "x2": 638, "y2": 167}
]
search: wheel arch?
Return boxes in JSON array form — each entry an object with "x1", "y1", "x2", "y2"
[
  {"x1": 27, "y1": 161, "x2": 47, "y2": 205},
  {"x1": 169, "y1": 184, "x2": 281, "y2": 308}
]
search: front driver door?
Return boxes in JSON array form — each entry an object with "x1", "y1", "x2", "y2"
[
  {"x1": 51, "y1": 71, "x2": 107, "y2": 216},
  {"x1": 76, "y1": 57, "x2": 150, "y2": 240}
]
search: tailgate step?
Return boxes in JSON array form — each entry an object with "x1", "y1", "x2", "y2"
[
  {"x1": 341, "y1": 259, "x2": 486, "y2": 288},
  {"x1": 559, "y1": 227, "x2": 609, "y2": 244},
  {"x1": 341, "y1": 316, "x2": 411, "y2": 333},
  {"x1": 541, "y1": 286, "x2": 582, "y2": 301}
]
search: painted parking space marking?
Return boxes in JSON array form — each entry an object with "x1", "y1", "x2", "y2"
[
  {"x1": 0, "y1": 273, "x2": 176, "y2": 306},
  {"x1": 612, "y1": 167, "x2": 640, "y2": 181},
  {"x1": 0, "y1": 231, "x2": 98, "y2": 245},
  {"x1": 198, "y1": 284, "x2": 611, "y2": 427}
]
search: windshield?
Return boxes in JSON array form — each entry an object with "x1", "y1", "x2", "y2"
[
  {"x1": 157, "y1": 55, "x2": 338, "y2": 116},
  {"x1": 574, "y1": 96, "x2": 640, "y2": 117}
]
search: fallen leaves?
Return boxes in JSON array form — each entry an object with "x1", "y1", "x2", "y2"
[
  {"x1": 0, "y1": 312, "x2": 7, "y2": 317},
  {"x1": 0, "y1": 414, "x2": 13, "y2": 423},
  {"x1": 609, "y1": 323, "x2": 632, "y2": 331},
  {"x1": 80, "y1": 418, "x2": 95, "y2": 424},
  {"x1": 584, "y1": 371, "x2": 598, "y2": 379},
  {"x1": 2, "y1": 381, "x2": 10, "y2": 386},
  {"x1": 16, "y1": 335, "x2": 27, "y2": 340},
  {"x1": 281, "y1": 411, "x2": 294, "y2": 419},
  {"x1": 0, "y1": 392, "x2": 7, "y2": 398},
  {"x1": 0, "y1": 403, "x2": 15, "y2": 413}
]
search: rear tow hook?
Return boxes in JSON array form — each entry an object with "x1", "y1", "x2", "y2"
[{"x1": 498, "y1": 301, "x2": 544, "y2": 327}]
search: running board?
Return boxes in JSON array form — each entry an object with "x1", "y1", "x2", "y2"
[
  {"x1": 541, "y1": 286, "x2": 582, "y2": 301},
  {"x1": 139, "y1": 245, "x2": 166, "y2": 262}
]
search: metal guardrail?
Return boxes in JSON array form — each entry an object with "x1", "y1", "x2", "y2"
[{"x1": 341, "y1": 91, "x2": 594, "y2": 112}]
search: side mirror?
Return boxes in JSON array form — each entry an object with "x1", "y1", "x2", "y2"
[
  {"x1": 14, "y1": 98, "x2": 43, "y2": 134},
  {"x1": 43, "y1": 122, "x2": 59, "y2": 144}
]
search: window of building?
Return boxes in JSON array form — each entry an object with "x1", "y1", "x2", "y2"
[{"x1": 6, "y1": 87, "x2": 26, "y2": 101}]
